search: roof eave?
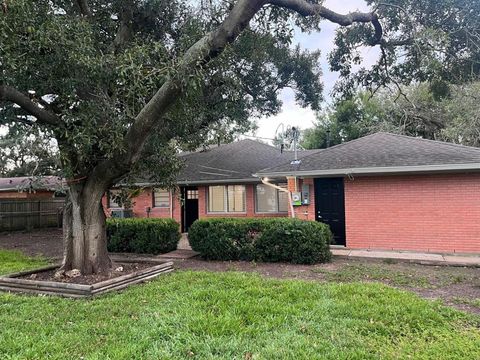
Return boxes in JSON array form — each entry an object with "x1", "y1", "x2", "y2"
[
  {"x1": 254, "y1": 163, "x2": 480, "y2": 178},
  {"x1": 131, "y1": 178, "x2": 261, "y2": 187}
]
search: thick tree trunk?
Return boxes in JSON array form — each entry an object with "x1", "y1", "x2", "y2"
[{"x1": 60, "y1": 183, "x2": 112, "y2": 275}]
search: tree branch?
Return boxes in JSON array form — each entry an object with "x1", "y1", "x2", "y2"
[
  {"x1": 113, "y1": 5, "x2": 134, "y2": 53},
  {"x1": 268, "y1": 0, "x2": 382, "y2": 44},
  {"x1": 0, "y1": 85, "x2": 63, "y2": 127},
  {"x1": 76, "y1": 0, "x2": 92, "y2": 17},
  {"x1": 84, "y1": 0, "x2": 395, "y2": 197},
  {"x1": 85, "y1": 0, "x2": 269, "y2": 197}
]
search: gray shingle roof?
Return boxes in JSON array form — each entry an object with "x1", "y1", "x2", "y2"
[
  {"x1": 256, "y1": 132, "x2": 480, "y2": 177},
  {"x1": 175, "y1": 139, "x2": 320, "y2": 184}
]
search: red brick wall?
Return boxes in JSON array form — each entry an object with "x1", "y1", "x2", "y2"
[
  {"x1": 344, "y1": 173, "x2": 480, "y2": 253},
  {"x1": 103, "y1": 187, "x2": 182, "y2": 224},
  {"x1": 197, "y1": 184, "x2": 288, "y2": 219},
  {"x1": 0, "y1": 190, "x2": 56, "y2": 199},
  {"x1": 103, "y1": 184, "x2": 288, "y2": 225},
  {"x1": 287, "y1": 177, "x2": 315, "y2": 221}
]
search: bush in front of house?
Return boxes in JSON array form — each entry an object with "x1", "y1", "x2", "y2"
[
  {"x1": 107, "y1": 218, "x2": 180, "y2": 255},
  {"x1": 188, "y1": 218, "x2": 332, "y2": 264}
]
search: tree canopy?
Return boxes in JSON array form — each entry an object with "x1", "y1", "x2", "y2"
[
  {"x1": 331, "y1": 0, "x2": 480, "y2": 97},
  {"x1": 301, "y1": 81, "x2": 480, "y2": 149},
  {"x1": 1, "y1": 0, "x2": 323, "y2": 181}
]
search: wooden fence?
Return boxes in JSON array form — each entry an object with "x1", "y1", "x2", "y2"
[{"x1": 0, "y1": 199, "x2": 65, "y2": 232}]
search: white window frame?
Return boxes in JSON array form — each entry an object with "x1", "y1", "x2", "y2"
[
  {"x1": 207, "y1": 185, "x2": 246, "y2": 213},
  {"x1": 255, "y1": 183, "x2": 288, "y2": 214},
  {"x1": 153, "y1": 188, "x2": 170, "y2": 208}
]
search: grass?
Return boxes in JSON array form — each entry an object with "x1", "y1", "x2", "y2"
[
  {"x1": 0, "y1": 249, "x2": 49, "y2": 275},
  {"x1": 452, "y1": 297, "x2": 480, "y2": 308},
  {"x1": 0, "y1": 250, "x2": 479, "y2": 359},
  {"x1": 311, "y1": 262, "x2": 480, "y2": 289},
  {"x1": 312, "y1": 263, "x2": 432, "y2": 287}
]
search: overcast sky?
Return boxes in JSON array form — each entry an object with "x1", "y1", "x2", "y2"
[{"x1": 251, "y1": 0, "x2": 379, "y2": 141}]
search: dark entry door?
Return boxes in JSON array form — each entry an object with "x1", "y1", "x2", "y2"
[
  {"x1": 181, "y1": 187, "x2": 199, "y2": 232},
  {"x1": 314, "y1": 178, "x2": 346, "y2": 246}
]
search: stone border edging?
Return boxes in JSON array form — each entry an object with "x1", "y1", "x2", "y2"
[{"x1": 0, "y1": 260, "x2": 173, "y2": 298}]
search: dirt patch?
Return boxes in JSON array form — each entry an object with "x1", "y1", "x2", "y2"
[
  {"x1": 414, "y1": 284, "x2": 480, "y2": 315},
  {"x1": 19, "y1": 262, "x2": 157, "y2": 285},
  {"x1": 175, "y1": 257, "x2": 480, "y2": 315},
  {"x1": 0, "y1": 228, "x2": 63, "y2": 259}
]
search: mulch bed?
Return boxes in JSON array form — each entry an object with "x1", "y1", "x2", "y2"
[
  {"x1": 21, "y1": 262, "x2": 156, "y2": 285},
  {"x1": 1, "y1": 260, "x2": 173, "y2": 298}
]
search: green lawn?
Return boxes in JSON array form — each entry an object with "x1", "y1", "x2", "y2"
[
  {"x1": 0, "y1": 249, "x2": 49, "y2": 274},
  {"x1": 0, "y1": 250, "x2": 479, "y2": 359}
]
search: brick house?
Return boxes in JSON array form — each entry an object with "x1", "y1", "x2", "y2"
[
  {"x1": 104, "y1": 140, "x2": 317, "y2": 231},
  {"x1": 0, "y1": 176, "x2": 64, "y2": 199},
  {"x1": 106, "y1": 133, "x2": 480, "y2": 254},
  {"x1": 257, "y1": 132, "x2": 480, "y2": 254}
]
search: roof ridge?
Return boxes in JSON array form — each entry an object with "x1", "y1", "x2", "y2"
[
  {"x1": 178, "y1": 139, "x2": 259, "y2": 156},
  {"x1": 276, "y1": 132, "x2": 381, "y2": 165},
  {"x1": 240, "y1": 138, "x2": 287, "y2": 152},
  {"x1": 256, "y1": 149, "x2": 321, "y2": 173},
  {"x1": 203, "y1": 139, "x2": 282, "y2": 154}
]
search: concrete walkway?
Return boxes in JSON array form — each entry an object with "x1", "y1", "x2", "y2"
[
  {"x1": 157, "y1": 249, "x2": 199, "y2": 260},
  {"x1": 331, "y1": 247, "x2": 480, "y2": 267}
]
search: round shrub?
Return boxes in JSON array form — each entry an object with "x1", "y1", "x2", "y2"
[
  {"x1": 107, "y1": 218, "x2": 180, "y2": 255},
  {"x1": 188, "y1": 218, "x2": 261, "y2": 261},
  {"x1": 255, "y1": 219, "x2": 332, "y2": 264},
  {"x1": 188, "y1": 218, "x2": 332, "y2": 264}
]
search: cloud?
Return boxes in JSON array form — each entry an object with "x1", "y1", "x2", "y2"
[{"x1": 251, "y1": 88, "x2": 317, "y2": 139}]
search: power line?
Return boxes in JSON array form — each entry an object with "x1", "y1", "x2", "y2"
[{"x1": 239, "y1": 134, "x2": 276, "y2": 141}]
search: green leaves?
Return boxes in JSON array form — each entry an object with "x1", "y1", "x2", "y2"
[
  {"x1": 329, "y1": 0, "x2": 480, "y2": 97},
  {"x1": 188, "y1": 218, "x2": 332, "y2": 264},
  {"x1": 106, "y1": 218, "x2": 181, "y2": 255},
  {"x1": 1, "y1": 0, "x2": 323, "y2": 180}
]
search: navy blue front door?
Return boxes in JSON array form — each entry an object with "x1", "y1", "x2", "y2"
[
  {"x1": 314, "y1": 178, "x2": 346, "y2": 246},
  {"x1": 181, "y1": 187, "x2": 199, "y2": 232}
]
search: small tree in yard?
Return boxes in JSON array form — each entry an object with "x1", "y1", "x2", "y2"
[{"x1": 1, "y1": 0, "x2": 478, "y2": 274}]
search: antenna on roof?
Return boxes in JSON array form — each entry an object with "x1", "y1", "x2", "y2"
[
  {"x1": 290, "y1": 127, "x2": 301, "y2": 165},
  {"x1": 274, "y1": 123, "x2": 286, "y2": 153}
]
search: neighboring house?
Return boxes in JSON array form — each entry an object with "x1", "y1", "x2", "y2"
[
  {"x1": 0, "y1": 176, "x2": 65, "y2": 231},
  {"x1": 0, "y1": 176, "x2": 65, "y2": 199},
  {"x1": 103, "y1": 140, "x2": 318, "y2": 231},
  {"x1": 105, "y1": 133, "x2": 480, "y2": 254}
]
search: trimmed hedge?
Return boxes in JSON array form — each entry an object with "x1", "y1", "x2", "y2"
[
  {"x1": 107, "y1": 218, "x2": 180, "y2": 255},
  {"x1": 188, "y1": 218, "x2": 332, "y2": 264}
]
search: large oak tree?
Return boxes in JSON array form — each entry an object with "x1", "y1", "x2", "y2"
[{"x1": 1, "y1": 0, "x2": 476, "y2": 274}]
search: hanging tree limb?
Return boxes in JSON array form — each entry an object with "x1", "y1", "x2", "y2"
[
  {"x1": 0, "y1": 85, "x2": 63, "y2": 127},
  {"x1": 76, "y1": 0, "x2": 92, "y2": 17},
  {"x1": 268, "y1": 0, "x2": 383, "y2": 44}
]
